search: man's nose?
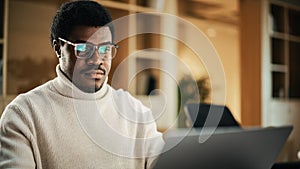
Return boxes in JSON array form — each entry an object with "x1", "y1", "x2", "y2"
[{"x1": 87, "y1": 50, "x2": 104, "y2": 65}]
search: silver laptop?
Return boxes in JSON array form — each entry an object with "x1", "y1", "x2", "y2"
[{"x1": 152, "y1": 126, "x2": 292, "y2": 169}]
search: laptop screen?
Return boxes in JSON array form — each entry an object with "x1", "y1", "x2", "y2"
[
  {"x1": 152, "y1": 126, "x2": 292, "y2": 169},
  {"x1": 184, "y1": 103, "x2": 240, "y2": 128}
]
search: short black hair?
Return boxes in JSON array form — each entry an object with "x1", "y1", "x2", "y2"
[{"x1": 50, "y1": 0, "x2": 114, "y2": 47}]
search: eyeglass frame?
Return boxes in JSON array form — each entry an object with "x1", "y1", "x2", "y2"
[{"x1": 58, "y1": 37, "x2": 118, "y2": 60}]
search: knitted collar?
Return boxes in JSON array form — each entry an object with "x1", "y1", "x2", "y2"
[{"x1": 52, "y1": 65, "x2": 109, "y2": 100}]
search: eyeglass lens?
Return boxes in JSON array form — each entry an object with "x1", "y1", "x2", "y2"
[{"x1": 74, "y1": 43, "x2": 116, "y2": 59}]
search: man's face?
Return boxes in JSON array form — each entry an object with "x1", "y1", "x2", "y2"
[{"x1": 59, "y1": 26, "x2": 112, "y2": 93}]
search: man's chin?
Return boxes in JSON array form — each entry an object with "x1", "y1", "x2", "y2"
[
  {"x1": 78, "y1": 85, "x2": 101, "y2": 93},
  {"x1": 75, "y1": 79, "x2": 104, "y2": 93}
]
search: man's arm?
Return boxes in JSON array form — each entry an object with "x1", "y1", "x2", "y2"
[
  {"x1": 136, "y1": 108, "x2": 165, "y2": 169},
  {"x1": 0, "y1": 106, "x2": 37, "y2": 169}
]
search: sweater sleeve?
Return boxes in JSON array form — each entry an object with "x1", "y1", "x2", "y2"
[
  {"x1": 143, "y1": 120, "x2": 164, "y2": 169},
  {"x1": 0, "y1": 105, "x2": 37, "y2": 169},
  {"x1": 131, "y1": 98, "x2": 165, "y2": 169}
]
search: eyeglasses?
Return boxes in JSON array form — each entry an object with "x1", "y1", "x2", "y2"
[{"x1": 58, "y1": 37, "x2": 118, "y2": 60}]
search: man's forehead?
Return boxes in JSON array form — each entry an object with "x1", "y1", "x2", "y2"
[
  {"x1": 89, "y1": 27, "x2": 112, "y2": 42},
  {"x1": 70, "y1": 26, "x2": 112, "y2": 43}
]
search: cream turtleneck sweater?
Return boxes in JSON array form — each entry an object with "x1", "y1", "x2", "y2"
[{"x1": 0, "y1": 66, "x2": 164, "y2": 169}]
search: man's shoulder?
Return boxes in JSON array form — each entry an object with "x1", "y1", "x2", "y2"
[
  {"x1": 108, "y1": 86, "x2": 150, "y2": 112},
  {"x1": 1, "y1": 80, "x2": 56, "y2": 123},
  {"x1": 27, "y1": 79, "x2": 54, "y2": 95},
  {"x1": 110, "y1": 87, "x2": 138, "y2": 102},
  {"x1": 7, "y1": 80, "x2": 54, "y2": 108}
]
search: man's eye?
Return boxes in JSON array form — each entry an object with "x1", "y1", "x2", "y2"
[
  {"x1": 98, "y1": 45, "x2": 107, "y2": 54},
  {"x1": 76, "y1": 44, "x2": 87, "y2": 52}
]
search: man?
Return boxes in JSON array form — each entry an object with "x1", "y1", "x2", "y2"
[{"x1": 0, "y1": 1, "x2": 164, "y2": 168}]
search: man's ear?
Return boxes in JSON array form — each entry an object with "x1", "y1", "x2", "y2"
[{"x1": 53, "y1": 40, "x2": 61, "y2": 58}]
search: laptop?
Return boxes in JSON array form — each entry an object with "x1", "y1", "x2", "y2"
[
  {"x1": 152, "y1": 126, "x2": 293, "y2": 169},
  {"x1": 184, "y1": 103, "x2": 240, "y2": 128}
]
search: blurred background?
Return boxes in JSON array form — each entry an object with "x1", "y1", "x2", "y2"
[{"x1": 0, "y1": 0, "x2": 300, "y2": 163}]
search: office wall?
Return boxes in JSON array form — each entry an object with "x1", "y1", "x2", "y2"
[
  {"x1": 7, "y1": 0, "x2": 58, "y2": 94},
  {"x1": 178, "y1": 17, "x2": 241, "y2": 122},
  {"x1": 2, "y1": 1, "x2": 241, "y2": 125}
]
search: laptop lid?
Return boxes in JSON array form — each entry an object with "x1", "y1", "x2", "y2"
[
  {"x1": 184, "y1": 103, "x2": 240, "y2": 128},
  {"x1": 152, "y1": 126, "x2": 292, "y2": 169}
]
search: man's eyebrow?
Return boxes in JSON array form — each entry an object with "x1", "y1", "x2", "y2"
[
  {"x1": 73, "y1": 39, "x2": 87, "y2": 43},
  {"x1": 100, "y1": 41, "x2": 113, "y2": 45}
]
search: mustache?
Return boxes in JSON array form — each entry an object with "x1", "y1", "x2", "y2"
[{"x1": 80, "y1": 66, "x2": 106, "y2": 74}]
